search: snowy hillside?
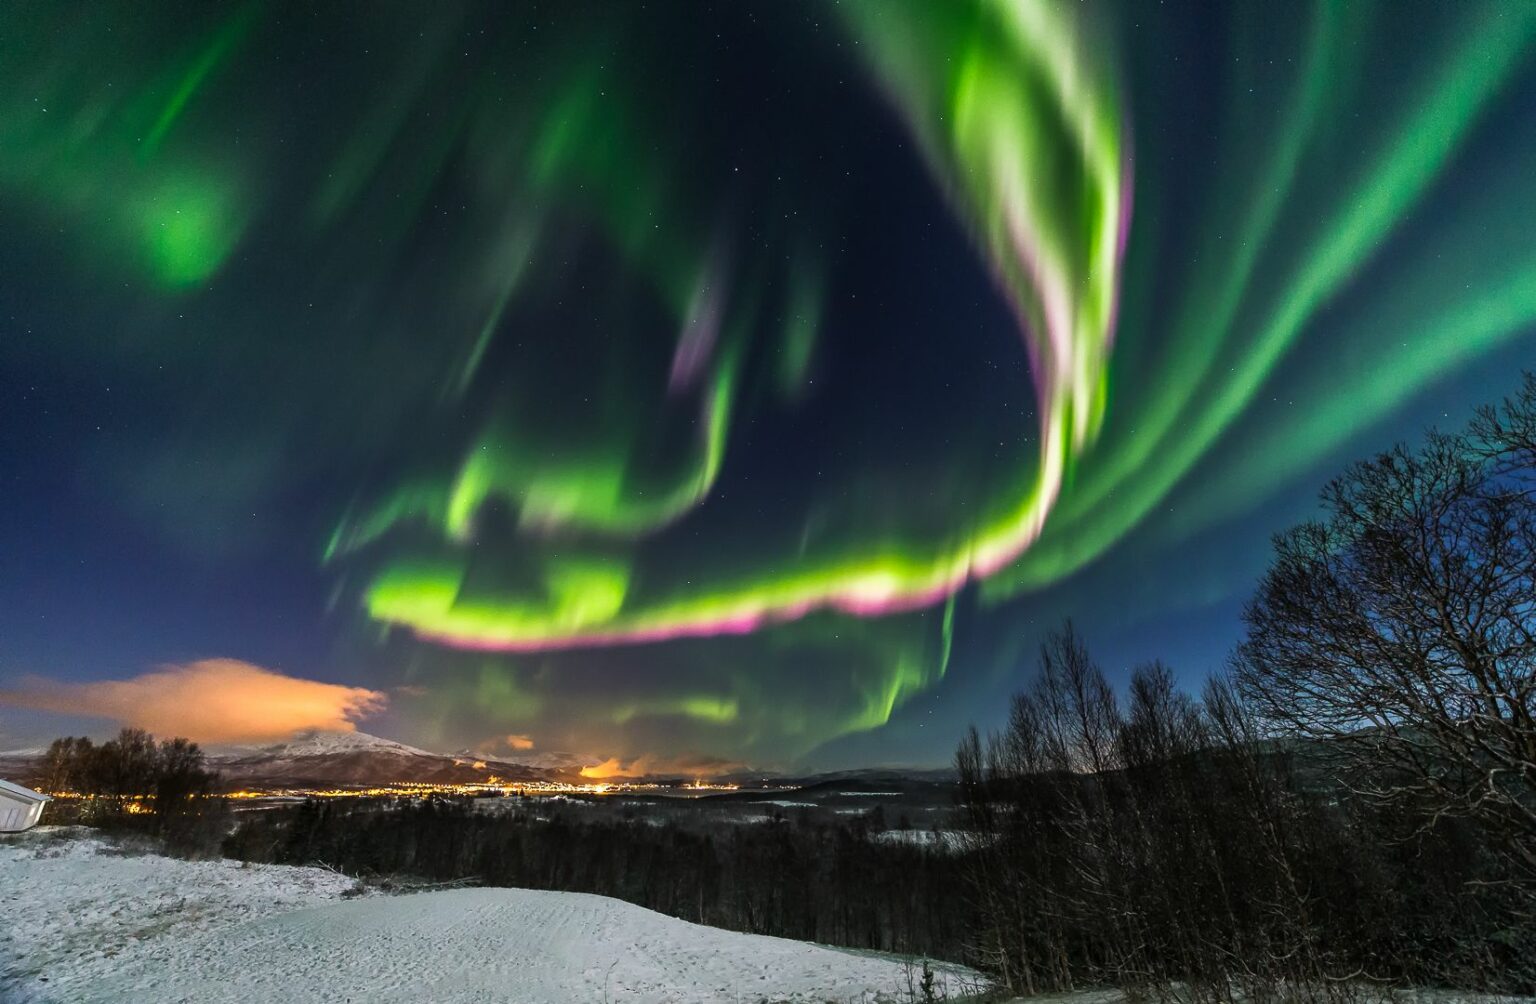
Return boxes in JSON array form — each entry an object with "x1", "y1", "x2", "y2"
[{"x1": 1, "y1": 829, "x2": 982, "y2": 1003}]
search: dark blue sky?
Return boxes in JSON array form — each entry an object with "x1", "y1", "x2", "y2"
[{"x1": 3, "y1": 1, "x2": 1535, "y2": 769}]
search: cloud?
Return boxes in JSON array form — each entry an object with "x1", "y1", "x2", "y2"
[
  {"x1": 579, "y1": 753, "x2": 745, "y2": 780},
  {"x1": 0, "y1": 659, "x2": 387, "y2": 743},
  {"x1": 472, "y1": 733, "x2": 537, "y2": 758}
]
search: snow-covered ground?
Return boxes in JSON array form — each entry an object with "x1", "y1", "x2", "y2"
[
  {"x1": 1, "y1": 828, "x2": 982, "y2": 1003},
  {"x1": 1, "y1": 828, "x2": 360, "y2": 1001}
]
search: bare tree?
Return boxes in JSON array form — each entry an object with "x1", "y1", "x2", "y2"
[
  {"x1": 958, "y1": 613, "x2": 1535, "y2": 996},
  {"x1": 38, "y1": 728, "x2": 223, "y2": 851},
  {"x1": 1235, "y1": 374, "x2": 1536, "y2": 892}
]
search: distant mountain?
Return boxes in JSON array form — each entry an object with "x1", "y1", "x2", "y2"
[
  {"x1": 721, "y1": 766, "x2": 958, "y2": 788},
  {"x1": 467, "y1": 749, "x2": 594, "y2": 772},
  {"x1": 697, "y1": 767, "x2": 959, "y2": 811},
  {"x1": 208, "y1": 730, "x2": 581, "y2": 790}
]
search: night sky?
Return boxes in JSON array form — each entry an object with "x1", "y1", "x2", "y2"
[{"x1": 4, "y1": 1, "x2": 1536, "y2": 772}]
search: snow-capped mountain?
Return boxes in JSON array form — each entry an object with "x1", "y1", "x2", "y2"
[
  {"x1": 208, "y1": 730, "x2": 579, "y2": 789},
  {"x1": 212, "y1": 730, "x2": 440, "y2": 760}
]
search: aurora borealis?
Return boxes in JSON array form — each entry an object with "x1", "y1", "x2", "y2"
[{"x1": 4, "y1": 1, "x2": 1536, "y2": 767}]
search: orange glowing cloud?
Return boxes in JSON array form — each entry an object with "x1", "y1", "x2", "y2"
[
  {"x1": 579, "y1": 757, "x2": 630, "y2": 779},
  {"x1": 580, "y1": 753, "x2": 744, "y2": 780},
  {"x1": 0, "y1": 659, "x2": 387, "y2": 743},
  {"x1": 506, "y1": 734, "x2": 535, "y2": 751}
]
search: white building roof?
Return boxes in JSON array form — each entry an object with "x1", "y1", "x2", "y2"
[{"x1": 0, "y1": 778, "x2": 51, "y2": 803}]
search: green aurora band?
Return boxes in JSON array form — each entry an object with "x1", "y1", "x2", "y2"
[
  {"x1": 992, "y1": 1, "x2": 1536, "y2": 594},
  {"x1": 0, "y1": 7, "x2": 253, "y2": 287},
  {"x1": 356, "y1": 0, "x2": 1130, "y2": 652}
]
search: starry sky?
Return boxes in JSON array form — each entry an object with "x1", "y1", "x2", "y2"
[{"x1": 3, "y1": 1, "x2": 1536, "y2": 770}]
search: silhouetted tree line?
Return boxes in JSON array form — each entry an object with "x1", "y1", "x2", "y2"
[
  {"x1": 956, "y1": 378, "x2": 1536, "y2": 999},
  {"x1": 39, "y1": 727, "x2": 226, "y2": 855},
  {"x1": 224, "y1": 798, "x2": 972, "y2": 959}
]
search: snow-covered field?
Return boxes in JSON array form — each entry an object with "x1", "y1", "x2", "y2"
[{"x1": 1, "y1": 828, "x2": 981, "y2": 1003}]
